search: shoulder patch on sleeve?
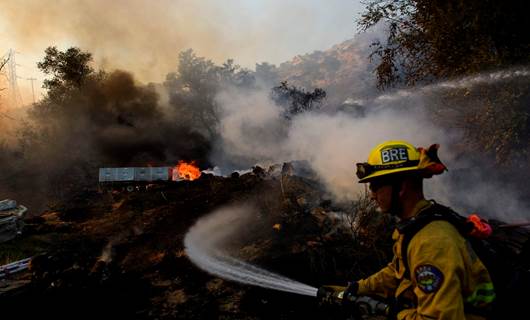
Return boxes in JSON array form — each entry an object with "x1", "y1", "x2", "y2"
[{"x1": 414, "y1": 264, "x2": 444, "y2": 293}]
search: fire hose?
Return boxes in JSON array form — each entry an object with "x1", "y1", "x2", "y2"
[{"x1": 316, "y1": 285, "x2": 391, "y2": 319}]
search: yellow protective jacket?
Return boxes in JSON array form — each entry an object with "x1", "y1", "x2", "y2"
[{"x1": 357, "y1": 200, "x2": 495, "y2": 320}]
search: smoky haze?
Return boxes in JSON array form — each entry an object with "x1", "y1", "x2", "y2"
[
  {"x1": 212, "y1": 85, "x2": 448, "y2": 198},
  {"x1": 1, "y1": 14, "x2": 528, "y2": 225},
  {"x1": 0, "y1": 68, "x2": 211, "y2": 213},
  {"x1": 1, "y1": 0, "x2": 359, "y2": 85},
  {"x1": 211, "y1": 70, "x2": 530, "y2": 223}
]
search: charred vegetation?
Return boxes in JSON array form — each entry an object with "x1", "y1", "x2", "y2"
[
  {"x1": 1, "y1": 2, "x2": 529, "y2": 318},
  {"x1": 0, "y1": 169, "x2": 393, "y2": 319}
]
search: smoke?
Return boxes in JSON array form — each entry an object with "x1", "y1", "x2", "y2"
[
  {"x1": 212, "y1": 86, "x2": 448, "y2": 198},
  {"x1": 33, "y1": 70, "x2": 211, "y2": 166},
  {"x1": 1, "y1": 4, "x2": 528, "y2": 224},
  {"x1": 186, "y1": 204, "x2": 257, "y2": 253},
  {"x1": 0, "y1": 69, "x2": 211, "y2": 213},
  {"x1": 211, "y1": 70, "x2": 530, "y2": 223},
  {"x1": 1, "y1": 0, "x2": 359, "y2": 85},
  {"x1": 1, "y1": 0, "x2": 221, "y2": 83},
  {"x1": 425, "y1": 172, "x2": 530, "y2": 223},
  {"x1": 213, "y1": 87, "x2": 288, "y2": 167}
]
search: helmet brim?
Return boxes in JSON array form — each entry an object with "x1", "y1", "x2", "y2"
[{"x1": 358, "y1": 166, "x2": 420, "y2": 183}]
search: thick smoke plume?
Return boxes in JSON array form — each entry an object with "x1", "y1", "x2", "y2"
[
  {"x1": 212, "y1": 86, "x2": 449, "y2": 198},
  {"x1": 1, "y1": 18, "x2": 528, "y2": 225},
  {"x1": 0, "y1": 69, "x2": 210, "y2": 213},
  {"x1": 211, "y1": 70, "x2": 530, "y2": 223}
]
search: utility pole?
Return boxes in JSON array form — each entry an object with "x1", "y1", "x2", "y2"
[
  {"x1": 27, "y1": 77, "x2": 37, "y2": 104},
  {"x1": 7, "y1": 49, "x2": 23, "y2": 107}
]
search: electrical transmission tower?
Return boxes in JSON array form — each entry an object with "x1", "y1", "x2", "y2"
[
  {"x1": 27, "y1": 77, "x2": 37, "y2": 104},
  {"x1": 6, "y1": 49, "x2": 23, "y2": 107}
]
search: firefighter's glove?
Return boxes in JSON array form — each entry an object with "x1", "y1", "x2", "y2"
[
  {"x1": 316, "y1": 286, "x2": 335, "y2": 306},
  {"x1": 342, "y1": 281, "x2": 359, "y2": 306}
]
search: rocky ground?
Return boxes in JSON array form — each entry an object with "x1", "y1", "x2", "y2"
[{"x1": 0, "y1": 169, "x2": 394, "y2": 319}]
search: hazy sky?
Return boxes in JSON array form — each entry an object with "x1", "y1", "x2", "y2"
[{"x1": 1, "y1": 0, "x2": 364, "y2": 105}]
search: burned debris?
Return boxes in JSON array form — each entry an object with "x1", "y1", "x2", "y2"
[
  {"x1": 0, "y1": 5, "x2": 527, "y2": 316},
  {"x1": 0, "y1": 199, "x2": 27, "y2": 243},
  {"x1": 0, "y1": 163, "x2": 396, "y2": 319},
  {"x1": 98, "y1": 162, "x2": 202, "y2": 192}
]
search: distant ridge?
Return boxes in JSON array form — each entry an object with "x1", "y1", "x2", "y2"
[{"x1": 276, "y1": 38, "x2": 378, "y2": 107}]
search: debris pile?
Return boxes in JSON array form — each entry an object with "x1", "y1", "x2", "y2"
[
  {"x1": 0, "y1": 257, "x2": 31, "y2": 279},
  {"x1": 0, "y1": 166, "x2": 393, "y2": 319},
  {"x1": 0, "y1": 199, "x2": 27, "y2": 243}
]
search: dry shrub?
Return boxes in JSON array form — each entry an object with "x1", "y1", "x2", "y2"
[{"x1": 342, "y1": 189, "x2": 395, "y2": 279}]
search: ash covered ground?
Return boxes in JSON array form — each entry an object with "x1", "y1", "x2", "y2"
[{"x1": 0, "y1": 168, "x2": 394, "y2": 319}]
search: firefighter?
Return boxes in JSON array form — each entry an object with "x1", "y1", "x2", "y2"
[{"x1": 347, "y1": 140, "x2": 495, "y2": 319}]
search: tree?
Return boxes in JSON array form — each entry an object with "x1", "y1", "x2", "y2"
[
  {"x1": 219, "y1": 59, "x2": 255, "y2": 88},
  {"x1": 358, "y1": 0, "x2": 530, "y2": 166},
  {"x1": 271, "y1": 81, "x2": 326, "y2": 120},
  {"x1": 255, "y1": 62, "x2": 279, "y2": 85},
  {"x1": 32, "y1": 46, "x2": 101, "y2": 119},
  {"x1": 431, "y1": 78, "x2": 529, "y2": 165},
  {"x1": 164, "y1": 49, "x2": 256, "y2": 139},
  {"x1": 164, "y1": 49, "x2": 220, "y2": 139},
  {"x1": 37, "y1": 46, "x2": 94, "y2": 92},
  {"x1": 359, "y1": 0, "x2": 530, "y2": 89}
]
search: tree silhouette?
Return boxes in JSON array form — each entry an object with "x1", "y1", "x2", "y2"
[
  {"x1": 359, "y1": 0, "x2": 530, "y2": 88},
  {"x1": 37, "y1": 46, "x2": 94, "y2": 92},
  {"x1": 271, "y1": 81, "x2": 326, "y2": 120}
]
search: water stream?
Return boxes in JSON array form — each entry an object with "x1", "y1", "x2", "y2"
[
  {"x1": 184, "y1": 68, "x2": 530, "y2": 297},
  {"x1": 184, "y1": 205, "x2": 318, "y2": 297},
  {"x1": 373, "y1": 68, "x2": 530, "y2": 104}
]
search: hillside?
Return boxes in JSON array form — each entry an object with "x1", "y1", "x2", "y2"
[
  {"x1": 276, "y1": 37, "x2": 378, "y2": 107},
  {"x1": 0, "y1": 168, "x2": 393, "y2": 319}
]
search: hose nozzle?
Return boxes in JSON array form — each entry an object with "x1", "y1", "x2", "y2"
[
  {"x1": 316, "y1": 285, "x2": 349, "y2": 306},
  {"x1": 316, "y1": 285, "x2": 390, "y2": 316}
]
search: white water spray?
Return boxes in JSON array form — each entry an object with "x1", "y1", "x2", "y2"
[
  {"x1": 373, "y1": 68, "x2": 530, "y2": 104},
  {"x1": 184, "y1": 205, "x2": 318, "y2": 297}
]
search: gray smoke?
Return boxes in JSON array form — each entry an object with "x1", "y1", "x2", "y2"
[
  {"x1": 211, "y1": 69, "x2": 530, "y2": 223},
  {"x1": 0, "y1": 69, "x2": 212, "y2": 213}
]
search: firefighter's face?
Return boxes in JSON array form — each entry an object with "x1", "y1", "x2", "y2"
[{"x1": 369, "y1": 180, "x2": 393, "y2": 213}]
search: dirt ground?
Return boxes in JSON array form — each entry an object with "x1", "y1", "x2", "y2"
[{"x1": 0, "y1": 171, "x2": 395, "y2": 319}]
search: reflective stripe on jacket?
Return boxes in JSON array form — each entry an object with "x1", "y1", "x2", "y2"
[{"x1": 357, "y1": 200, "x2": 494, "y2": 320}]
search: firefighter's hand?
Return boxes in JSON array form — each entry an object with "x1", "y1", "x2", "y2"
[
  {"x1": 344, "y1": 281, "x2": 358, "y2": 297},
  {"x1": 342, "y1": 281, "x2": 359, "y2": 304}
]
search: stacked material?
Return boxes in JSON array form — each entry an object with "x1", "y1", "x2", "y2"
[
  {"x1": 0, "y1": 199, "x2": 27, "y2": 243},
  {"x1": 99, "y1": 167, "x2": 172, "y2": 182},
  {"x1": 0, "y1": 257, "x2": 31, "y2": 279}
]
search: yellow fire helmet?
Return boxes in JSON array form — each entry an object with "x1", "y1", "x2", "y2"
[{"x1": 356, "y1": 140, "x2": 447, "y2": 183}]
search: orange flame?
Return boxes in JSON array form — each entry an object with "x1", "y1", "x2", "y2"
[
  {"x1": 468, "y1": 214, "x2": 492, "y2": 239},
  {"x1": 173, "y1": 161, "x2": 201, "y2": 181}
]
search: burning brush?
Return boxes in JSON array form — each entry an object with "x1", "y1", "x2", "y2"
[{"x1": 172, "y1": 160, "x2": 202, "y2": 181}]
